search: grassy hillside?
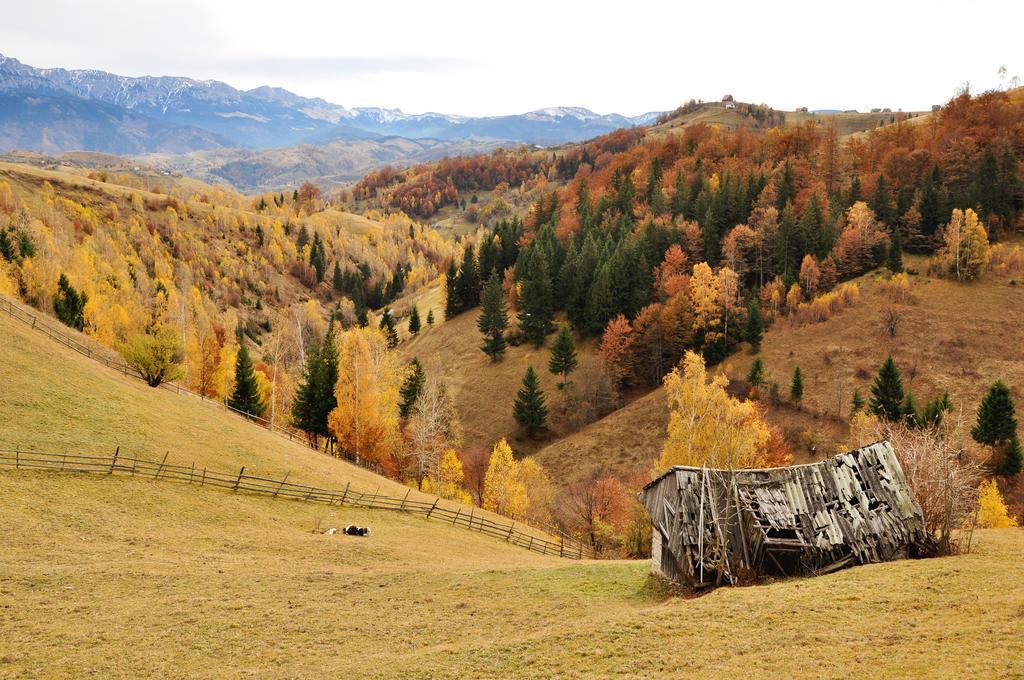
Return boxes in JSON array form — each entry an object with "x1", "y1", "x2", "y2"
[
  {"x1": 0, "y1": 305, "x2": 540, "y2": 530},
  {"x1": 727, "y1": 254, "x2": 1024, "y2": 451}
]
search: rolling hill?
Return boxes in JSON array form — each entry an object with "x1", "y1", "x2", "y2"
[{"x1": 1, "y1": 304, "x2": 1021, "y2": 678}]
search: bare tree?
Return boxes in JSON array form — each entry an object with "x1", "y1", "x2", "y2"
[{"x1": 881, "y1": 306, "x2": 903, "y2": 337}]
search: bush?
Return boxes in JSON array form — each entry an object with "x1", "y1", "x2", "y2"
[{"x1": 118, "y1": 327, "x2": 185, "y2": 387}]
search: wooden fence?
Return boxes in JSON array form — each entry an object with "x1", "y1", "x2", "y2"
[{"x1": 0, "y1": 447, "x2": 590, "y2": 559}]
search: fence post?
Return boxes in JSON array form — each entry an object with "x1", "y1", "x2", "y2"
[
  {"x1": 506, "y1": 522, "x2": 515, "y2": 541},
  {"x1": 189, "y1": 461, "x2": 195, "y2": 484},
  {"x1": 233, "y1": 466, "x2": 245, "y2": 491},
  {"x1": 274, "y1": 471, "x2": 291, "y2": 498},
  {"x1": 528, "y1": 535, "x2": 534, "y2": 552},
  {"x1": 400, "y1": 488, "x2": 410, "y2": 511},
  {"x1": 451, "y1": 507, "x2": 461, "y2": 526},
  {"x1": 155, "y1": 452, "x2": 168, "y2": 479},
  {"x1": 340, "y1": 482, "x2": 350, "y2": 505},
  {"x1": 15, "y1": 446, "x2": 19, "y2": 469},
  {"x1": 426, "y1": 498, "x2": 438, "y2": 518},
  {"x1": 468, "y1": 507, "x2": 474, "y2": 530},
  {"x1": 109, "y1": 446, "x2": 120, "y2": 474},
  {"x1": 559, "y1": 534, "x2": 564, "y2": 558},
  {"x1": 201, "y1": 468, "x2": 207, "y2": 485}
]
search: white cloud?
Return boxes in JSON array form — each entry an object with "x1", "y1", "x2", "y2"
[{"x1": 1, "y1": 0, "x2": 1020, "y2": 116}]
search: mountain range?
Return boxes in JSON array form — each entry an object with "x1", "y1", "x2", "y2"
[{"x1": 0, "y1": 54, "x2": 661, "y2": 168}]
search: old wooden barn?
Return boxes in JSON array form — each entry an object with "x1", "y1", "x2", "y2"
[{"x1": 641, "y1": 441, "x2": 933, "y2": 588}]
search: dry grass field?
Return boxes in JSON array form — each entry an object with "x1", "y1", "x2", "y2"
[
  {"x1": 2, "y1": 278, "x2": 1023, "y2": 678},
  {"x1": 1, "y1": 469, "x2": 1021, "y2": 678}
]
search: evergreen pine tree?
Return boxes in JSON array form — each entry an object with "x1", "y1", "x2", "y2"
[
  {"x1": 229, "y1": 342, "x2": 265, "y2": 417},
  {"x1": 887, "y1": 225, "x2": 904, "y2": 273},
  {"x1": 745, "y1": 297, "x2": 764, "y2": 348},
  {"x1": 513, "y1": 366, "x2": 548, "y2": 438},
  {"x1": 851, "y1": 388, "x2": 865, "y2": 415},
  {"x1": 790, "y1": 365, "x2": 804, "y2": 405},
  {"x1": 456, "y1": 247, "x2": 481, "y2": 308},
  {"x1": 869, "y1": 356, "x2": 905, "y2": 421},
  {"x1": 922, "y1": 391, "x2": 952, "y2": 427},
  {"x1": 918, "y1": 166, "x2": 944, "y2": 239},
  {"x1": 477, "y1": 270, "x2": 508, "y2": 361},
  {"x1": 399, "y1": 359, "x2": 426, "y2": 419},
  {"x1": 296, "y1": 224, "x2": 309, "y2": 250},
  {"x1": 332, "y1": 261, "x2": 344, "y2": 293},
  {"x1": 291, "y1": 337, "x2": 323, "y2": 435},
  {"x1": 426, "y1": 309, "x2": 435, "y2": 327},
  {"x1": 379, "y1": 309, "x2": 399, "y2": 348},
  {"x1": 517, "y1": 249, "x2": 554, "y2": 347},
  {"x1": 408, "y1": 306, "x2": 421, "y2": 335},
  {"x1": 901, "y1": 391, "x2": 920, "y2": 427},
  {"x1": 548, "y1": 324, "x2": 578, "y2": 388},
  {"x1": 53, "y1": 273, "x2": 87, "y2": 331},
  {"x1": 747, "y1": 357, "x2": 766, "y2": 388},
  {"x1": 972, "y1": 381, "x2": 1020, "y2": 475},
  {"x1": 444, "y1": 260, "x2": 461, "y2": 318}
]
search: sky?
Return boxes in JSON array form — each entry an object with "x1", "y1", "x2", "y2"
[{"x1": 1, "y1": 0, "x2": 1021, "y2": 117}]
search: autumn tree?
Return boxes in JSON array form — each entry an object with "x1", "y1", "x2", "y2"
[
  {"x1": 599, "y1": 314, "x2": 634, "y2": 387},
  {"x1": 408, "y1": 373, "x2": 462, "y2": 487},
  {"x1": 328, "y1": 327, "x2": 403, "y2": 473},
  {"x1": 798, "y1": 254, "x2": 821, "y2": 299},
  {"x1": 118, "y1": 326, "x2": 184, "y2": 387},
  {"x1": 659, "y1": 351, "x2": 771, "y2": 470},
  {"x1": 229, "y1": 341, "x2": 266, "y2": 417},
  {"x1": 482, "y1": 439, "x2": 527, "y2": 519},
  {"x1": 938, "y1": 208, "x2": 991, "y2": 281},
  {"x1": 548, "y1": 324, "x2": 578, "y2": 388},
  {"x1": 422, "y1": 449, "x2": 472, "y2": 504},
  {"x1": 513, "y1": 366, "x2": 548, "y2": 438},
  {"x1": 976, "y1": 480, "x2": 1019, "y2": 527},
  {"x1": 477, "y1": 270, "x2": 508, "y2": 361}
]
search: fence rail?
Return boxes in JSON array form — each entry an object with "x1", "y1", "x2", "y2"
[{"x1": 0, "y1": 447, "x2": 589, "y2": 559}]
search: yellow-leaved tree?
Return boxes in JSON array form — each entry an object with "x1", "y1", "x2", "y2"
[
  {"x1": 939, "y1": 208, "x2": 991, "y2": 281},
  {"x1": 482, "y1": 439, "x2": 528, "y2": 519},
  {"x1": 976, "y1": 479, "x2": 1018, "y2": 528},
  {"x1": 422, "y1": 449, "x2": 472, "y2": 504},
  {"x1": 659, "y1": 351, "x2": 771, "y2": 470},
  {"x1": 690, "y1": 262, "x2": 722, "y2": 344},
  {"x1": 328, "y1": 326, "x2": 404, "y2": 475}
]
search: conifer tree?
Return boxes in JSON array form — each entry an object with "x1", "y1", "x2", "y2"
[
  {"x1": 869, "y1": 356, "x2": 905, "y2": 421},
  {"x1": 513, "y1": 366, "x2": 548, "y2": 438},
  {"x1": 332, "y1": 261, "x2": 344, "y2": 294},
  {"x1": 53, "y1": 273, "x2": 87, "y2": 331},
  {"x1": 229, "y1": 341, "x2": 265, "y2": 417},
  {"x1": 291, "y1": 326, "x2": 339, "y2": 442},
  {"x1": 790, "y1": 365, "x2": 804, "y2": 405},
  {"x1": 456, "y1": 246, "x2": 481, "y2": 309},
  {"x1": 444, "y1": 260, "x2": 461, "y2": 318},
  {"x1": 922, "y1": 391, "x2": 952, "y2": 427},
  {"x1": 399, "y1": 359, "x2": 426, "y2": 419},
  {"x1": 901, "y1": 391, "x2": 919, "y2": 427},
  {"x1": 309, "y1": 233, "x2": 327, "y2": 283},
  {"x1": 517, "y1": 249, "x2": 554, "y2": 347},
  {"x1": 887, "y1": 225, "x2": 904, "y2": 273},
  {"x1": 747, "y1": 357, "x2": 766, "y2": 388},
  {"x1": 972, "y1": 381, "x2": 1021, "y2": 475},
  {"x1": 408, "y1": 306, "x2": 421, "y2": 335},
  {"x1": 477, "y1": 270, "x2": 508, "y2": 361},
  {"x1": 426, "y1": 309, "x2": 434, "y2": 327},
  {"x1": 851, "y1": 388, "x2": 865, "y2": 415},
  {"x1": 379, "y1": 309, "x2": 399, "y2": 348},
  {"x1": 745, "y1": 297, "x2": 764, "y2": 348},
  {"x1": 548, "y1": 324, "x2": 578, "y2": 388}
]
